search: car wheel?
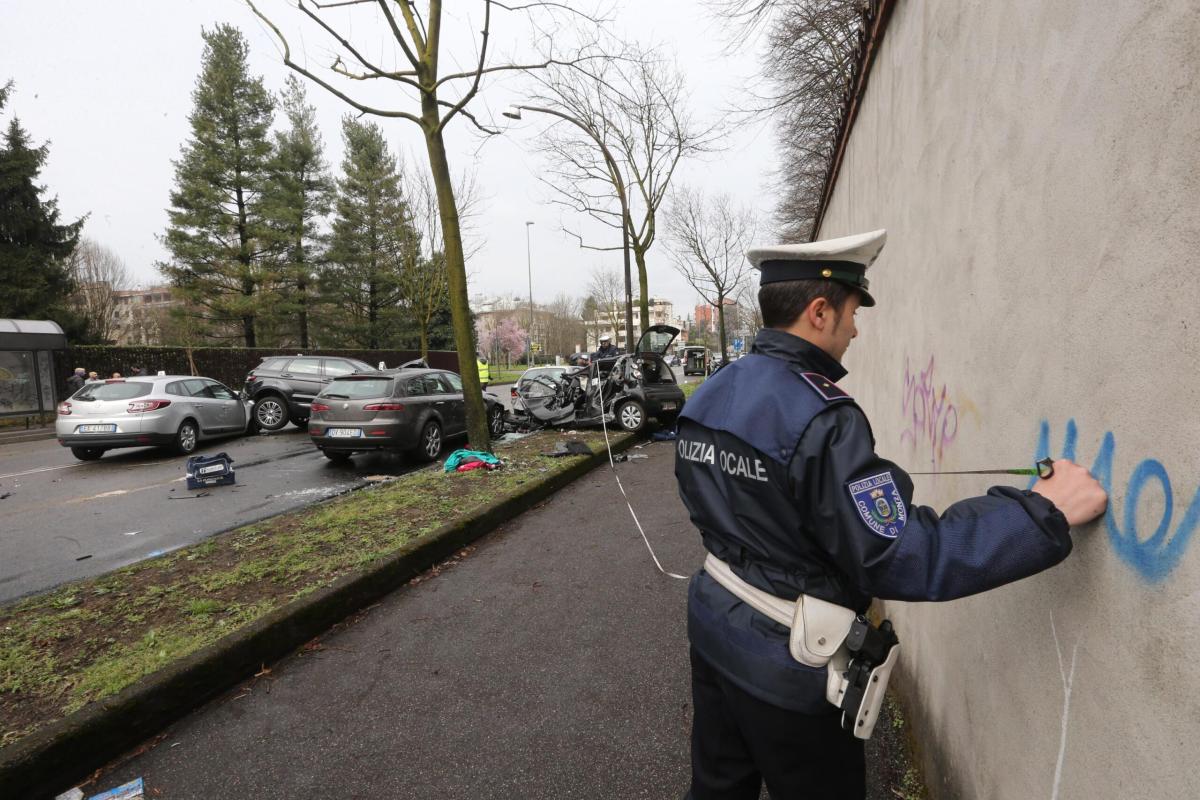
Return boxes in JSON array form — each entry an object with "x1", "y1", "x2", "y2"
[
  {"x1": 253, "y1": 395, "x2": 289, "y2": 431},
  {"x1": 70, "y1": 447, "x2": 104, "y2": 461},
  {"x1": 616, "y1": 399, "x2": 646, "y2": 433},
  {"x1": 173, "y1": 420, "x2": 199, "y2": 455},
  {"x1": 323, "y1": 450, "x2": 352, "y2": 463},
  {"x1": 488, "y1": 404, "x2": 506, "y2": 438},
  {"x1": 412, "y1": 420, "x2": 443, "y2": 462}
]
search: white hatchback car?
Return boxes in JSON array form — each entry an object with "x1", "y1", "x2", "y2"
[{"x1": 56, "y1": 376, "x2": 252, "y2": 461}]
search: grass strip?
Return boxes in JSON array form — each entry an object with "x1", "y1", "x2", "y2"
[{"x1": 0, "y1": 431, "x2": 625, "y2": 748}]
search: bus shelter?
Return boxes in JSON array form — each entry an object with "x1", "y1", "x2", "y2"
[{"x1": 0, "y1": 319, "x2": 65, "y2": 418}]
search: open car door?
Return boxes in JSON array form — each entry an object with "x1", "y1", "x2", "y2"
[{"x1": 635, "y1": 324, "x2": 680, "y2": 355}]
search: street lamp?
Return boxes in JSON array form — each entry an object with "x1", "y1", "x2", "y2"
[
  {"x1": 525, "y1": 220, "x2": 535, "y2": 365},
  {"x1": 503, "y1": 104, "x2": 634, "y2": 353}
]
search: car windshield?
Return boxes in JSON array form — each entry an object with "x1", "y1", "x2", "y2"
[
  {"x1": 73, "y1": 382, "x2": 153, "y2": 401},
  {"x1": 520, "y1": 368, "x2": 566, "y2": 397},
  {"x1": 320, "y1": 377, "x2": 393, "y2": 400}
]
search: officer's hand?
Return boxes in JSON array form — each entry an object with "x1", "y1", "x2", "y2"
[{"x1": 1031, "y1": 459, "x2": 1108, "y2": 527}]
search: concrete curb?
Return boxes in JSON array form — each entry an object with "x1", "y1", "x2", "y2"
[
  {"x1": 0, "y1": 428, "x2": 56, "y2": 446},
  {"x1": 0, "y1": 433, "x2": 642, "y2": 798}
]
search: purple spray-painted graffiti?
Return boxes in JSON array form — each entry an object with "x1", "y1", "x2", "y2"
[
  {"x1": 1033, "y1": 418, "x2": 1197, "y2": 583},
  {"x1": 900, "y1": 355, "x2": 960, "y2": 467}
]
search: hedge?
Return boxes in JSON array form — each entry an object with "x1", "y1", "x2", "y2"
[{"x1": 52, "y1": 347, "x2": 460, "y2": 401}]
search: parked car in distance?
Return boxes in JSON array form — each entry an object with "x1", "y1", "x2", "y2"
[
  {"x1": 680, "y1": 346, "x2": 710, "y2": 376},
  {"x1": 309, "y1": 368, "x2": 506, "y2": 463},
  {"x1": 511, "y1": 366, "x2": 569, "y2": 411},
  {"x1": 242, "y1": 355, "x2": 374, "y2": 432},
  {"x1": 56, "y1": 376, "x2": 252, "y2": 461}
]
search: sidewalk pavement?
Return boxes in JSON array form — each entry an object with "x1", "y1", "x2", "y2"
[{"x1": 89, "y1": 440, "x2": 918, "y2": 799}]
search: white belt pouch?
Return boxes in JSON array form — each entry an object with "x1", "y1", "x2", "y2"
[{"x1": 702, "y1": 554, "x2": 895, "y2": 739}]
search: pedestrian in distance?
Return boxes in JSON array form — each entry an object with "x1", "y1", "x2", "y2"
[
  {"x1": 65, "y1": 367, "x2": 86, "y2": 395},
  {"x1": 129, "y1": 366, "x2": 145, "y2": 377},
  {"x1": 111, "y1": 372, "x2": 122, "y2": 379},
  {"x1": 674, "y1": 229, "x2": 1108, "y2": 799},
  {"x1": 86, "y1": 371, "x2": 100, "y2": 382}
]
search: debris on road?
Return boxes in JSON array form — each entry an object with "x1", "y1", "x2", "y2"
[
  {"x1": 185, "y1": 452, "x2": 235, "y2": 490},
  {"x1": 444, "y1": 449, "x2": 503, "y2": 473},
  {"x1": 167, "y1": 491, "x2": 211, "y2": 500},
  {"x1": 75, "y1": 554, "x2": 93, "y2": 561},
  {"x1": 85, "y1": 778, "x2": 144, "y2": 800},
  {"x1": 542, "y1": 440, "x2": 592, "y2": 458}
]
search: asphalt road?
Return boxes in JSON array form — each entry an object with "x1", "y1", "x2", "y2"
[
  {"x1": 0, "y1": 366, "x2": 703, "y2": 606},
  {"x1": 0, "y1": 427, "x2": 426, "y2": 605}
]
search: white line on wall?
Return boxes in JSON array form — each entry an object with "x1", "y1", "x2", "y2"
[{"x1": 1050, "y1": 612, "x2": 1081, "y2": 800}]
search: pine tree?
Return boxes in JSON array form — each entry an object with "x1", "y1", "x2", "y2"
[
  {"x1": 161, "y1": 25, "x2": 276, "y2": 347},
  {"x1": 0, "y1": 80, "x2": 87, "y2": 336},
  {"x1": 261, "y1": 76, "x2": 334, "y2": 349},
  {"x1": 323, "y1": 117, "x2": 419, "y2": 349}
]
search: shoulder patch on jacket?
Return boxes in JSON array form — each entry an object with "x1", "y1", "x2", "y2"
[{"x1": 799, "y1": 372, "x2": 850, "y2": 402}]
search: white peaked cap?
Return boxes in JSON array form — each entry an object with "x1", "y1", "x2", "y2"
[{"x1": 747, "y1": 229, "x2": 887, "y2": 306}]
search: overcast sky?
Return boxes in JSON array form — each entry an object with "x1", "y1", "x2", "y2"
[{"x1": 1, "y1": 0, "x2": 775, "y2": 317}]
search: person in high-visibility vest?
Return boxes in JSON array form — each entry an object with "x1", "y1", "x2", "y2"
[{"x1": 476, "y1": 356, "x2": 490, "y2": 390}]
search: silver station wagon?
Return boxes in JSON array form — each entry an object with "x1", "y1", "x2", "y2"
[{"x1": 56, "y1": 376, "x2": 252, "y2": 461}]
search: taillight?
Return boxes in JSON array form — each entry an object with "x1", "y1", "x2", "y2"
[
  {"x1": 510, "y1": 387, "x2": 518, "y2": 399},
  {"x1": 363, "y1": 403, "x2": 405, "y2": 411},
  {"x1": 57, "y1": 402, "x2": 72, "y2": 415},
  {"x1": 310, "y1": 402, "x2": 331, "y2": 412},
  {"x1": 127, "y1": 399, "x2": 171, "y2": 413}
]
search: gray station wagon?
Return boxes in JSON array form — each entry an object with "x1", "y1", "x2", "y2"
[{"x1": 308, "y1": 369, "x2": 505, "y2": 462}]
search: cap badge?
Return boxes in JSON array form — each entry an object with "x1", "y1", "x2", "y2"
[{"x1": 821, "y1": 269, "x2": 832, "y2": 278}]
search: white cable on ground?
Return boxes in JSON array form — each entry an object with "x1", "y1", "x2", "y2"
[{"x1": 595, "y1": 361, "x2": 689, "y2": 582}]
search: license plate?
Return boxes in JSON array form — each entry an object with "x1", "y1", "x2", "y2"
[
  {"x1": 78, "y1": 424, "x2": 117, "y2": 433},
  {"x1": 660, "y1": 402, "x2": 677, "y2": 411},
  {"x1": 327, "y1": 428, "x2": 363, "y2": 438}
]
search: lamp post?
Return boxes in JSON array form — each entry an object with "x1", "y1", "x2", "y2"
[
  {"x1": 503, "y1": 104, "x2": 634, "y2": 353},
  {"x1": 525, "y1": 220, "x2": 535, "y2": 365}
]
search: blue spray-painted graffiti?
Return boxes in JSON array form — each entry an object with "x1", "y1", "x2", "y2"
[{"x1": 1033, "y1": 419, "x2": 1198, "y2": 582}]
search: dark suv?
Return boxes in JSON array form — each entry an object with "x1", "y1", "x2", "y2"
[{"x1": 242, "y1": 355, "x2": 375, "y2": 431}]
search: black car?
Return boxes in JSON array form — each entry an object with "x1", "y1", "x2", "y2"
[
  {"x1": 308, "y1": 368, "x2": 506, "y2": 462},
  {"x1": 242, "y1": 355, "x2": 375, "y2": 431}
]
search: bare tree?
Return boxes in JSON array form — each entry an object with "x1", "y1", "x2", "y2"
[
  {"x1": 664, "y1": 187, "x2": 755, "y2": 359},
  {"x1": 586, "y1": 265, "x2": 625, "y2": 348},
  {"x1": 67, "y1": 239, "x2": 131, "y2": 344},
  {"x1": 400, "y1": 167, "x2": 482, "y2": 358},
  {"x1": 530, "y1": 47, "x2": 720, "y2": 333},
  {"x1": 711, "y1": 0, "x2": 865, "y2": 241},
  {"x1": 542, "y1": 292, "x2": 585, "y2": 358},
  {"x1": 248, "y1": 0, "x2": 606, "y2": 450}
]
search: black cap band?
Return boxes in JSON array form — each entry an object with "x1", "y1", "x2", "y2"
[{"x1": 757, "y1": 260, "x2": 869, "y2": 290}]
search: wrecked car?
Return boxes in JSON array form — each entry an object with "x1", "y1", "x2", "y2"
[{"x1": 505, "y1": 324, "x2": 684, "y2": 433}]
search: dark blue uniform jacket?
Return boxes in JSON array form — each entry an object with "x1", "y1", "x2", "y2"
[{"x1": 676, "y1": 328, "x2": 1072, "y2": 713}]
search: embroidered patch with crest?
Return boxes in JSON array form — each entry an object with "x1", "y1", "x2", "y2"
[
  {"x1": 848, "y1": 472, "x2": 907, "y2": 538},
  {"x1": 799, "y1": 372, "x2": 850, "y2": 401}
]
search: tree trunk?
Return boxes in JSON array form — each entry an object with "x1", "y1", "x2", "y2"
[
  {"x1": 716, "y1": 295, "x2": 728, "y2": 363},
  {"x1": 634, "y1": 246, "x2": 650, "y2": 335},
  {"x1": 297, "y1": 237, "x2": 309, "y2": 349},
  {"x1": 423, "y1": 123, "x2": 490, "y2": 451}
]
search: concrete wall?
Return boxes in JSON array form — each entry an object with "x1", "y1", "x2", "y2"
[{"x1": 817, "y1": 1, "x2": 1200, "y2": 797}]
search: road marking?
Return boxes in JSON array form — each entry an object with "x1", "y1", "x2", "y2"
[
  {"x1": 0, "y1": 463, "x2": 84, "y2": 480},
  {"x1": 93, "y1": 489, "x2": 129, "y2": 498}
]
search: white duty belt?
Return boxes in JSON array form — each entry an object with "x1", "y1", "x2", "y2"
[{"x1": 702, "y1": 553, "x2": 900, "y2": 740}]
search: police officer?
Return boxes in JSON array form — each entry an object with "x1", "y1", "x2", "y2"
[
  {"x1": 593, "y1": 334, "x2": 620, "y2": 360},
  {"x1": 674, "y1": 229, "x2": 1107, "y2": 799}
]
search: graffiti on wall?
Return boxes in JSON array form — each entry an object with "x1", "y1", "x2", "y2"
[
  {"x1": 900, "y1": 355, "x2": 974, "y2": 467},
  {"x1": 1032, "y1": 418, "x2": 1198, "y2": 582}
]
